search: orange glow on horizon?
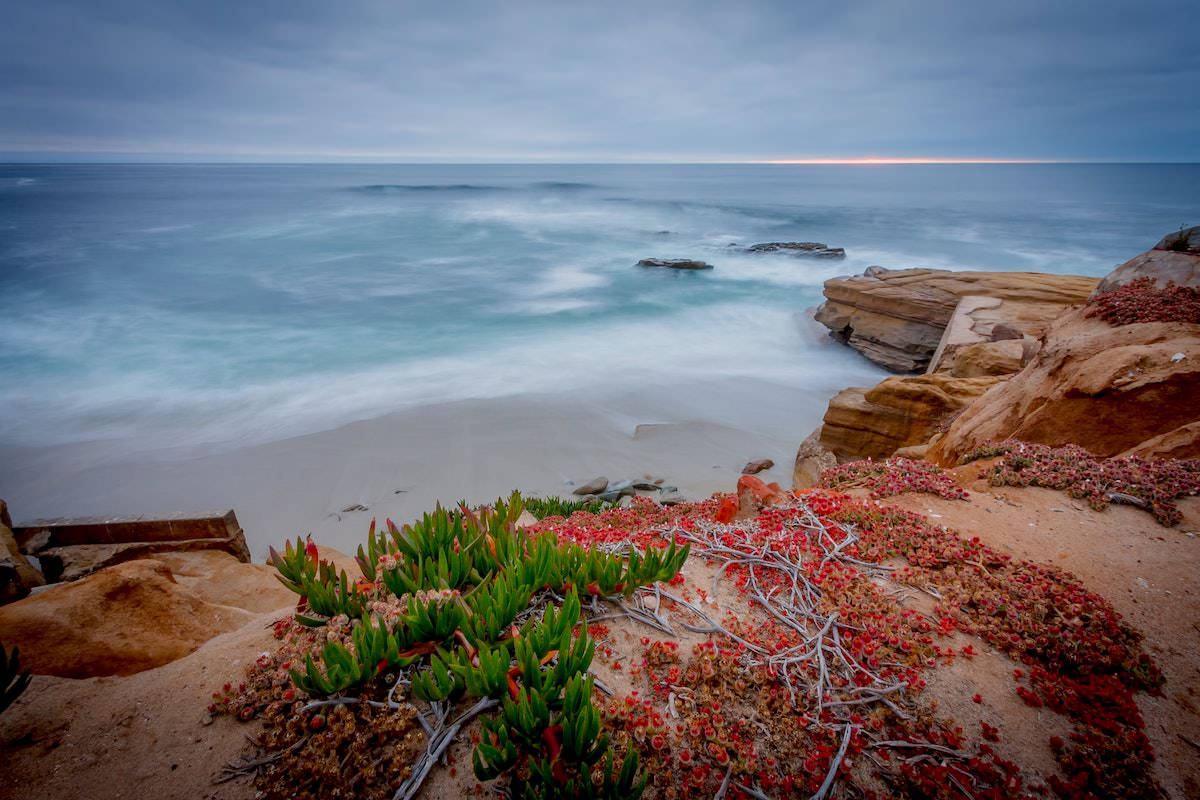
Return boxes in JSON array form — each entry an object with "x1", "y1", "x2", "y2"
[{"x1": 759, "y1": 157, "x2": 1055, "y2": 165}]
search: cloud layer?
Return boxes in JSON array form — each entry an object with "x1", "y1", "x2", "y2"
[{"x1": 2, "y1": 0, "x2": 1197, "y2": 161}]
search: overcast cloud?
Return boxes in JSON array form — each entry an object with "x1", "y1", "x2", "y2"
[{"x1": 1, "y1": 0, "x2": 1197, "y2": 161}]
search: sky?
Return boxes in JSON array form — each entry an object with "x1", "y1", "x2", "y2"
[{"x1": 1, "y1": 0, "x2": 1197, "y2": 162}]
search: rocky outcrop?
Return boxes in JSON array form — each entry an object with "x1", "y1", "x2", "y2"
[
  {"x1": 13, "y1": 510, "x2": 251, "y2": 583},
  {"x1": 747, "y1": 242, "x2": 845, "y2": 258},
  {"x1": 819, "y1": 373, "x2": 1006, "y2": 461},
  {"x1": 637, "y1": 258, "x2": 712, "y2": 270},
  {"x1": 949, "y1": 339, "x2": 1030, "y2": 377},
  {"x1": 813, "y1": 267, "x2": 1098, "y2": 372},
  {"x1": 792, "y1": 429, "x2": 837, "y2": 489},
  {"x1": 928, "y1": 307, "x2": 1200, "y2": 465},
  {"x1": 1, "y1": 500, "x2": 45, "y2": 604},
  {"x1": 742, "y1": 459, "x2": 774, "y2": 475},
  {"x1": 0, "y1": 559, "x2": 263, "y2": 678},
  {"x1": 1093, "y1": 225, "x2": 1200, "y2": 295}
]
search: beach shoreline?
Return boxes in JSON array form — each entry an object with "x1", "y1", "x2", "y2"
[{"x1": 0, "y1": 373, "x2": 871, "y2": 557}]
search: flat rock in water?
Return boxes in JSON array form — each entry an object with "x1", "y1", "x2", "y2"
[
  {"x1": 742, "y1": 459, "x2": 774, "y2": 475},
  {"x1": 573, "y1": 477, "x2": 608, "y2": 496},
  {"x1": 637, "y1": 258, "x2": 713, "y2": 270},
  {"x1": 747, "y1": 242, "x2": 846, "y2": 258},
  {"x1": 658, "y1": 492, "x2": 688, "y2": 506}
]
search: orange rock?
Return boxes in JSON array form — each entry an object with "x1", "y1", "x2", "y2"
[{"x1": 713, "y1": 496, "x2": 738, "y2": 523}]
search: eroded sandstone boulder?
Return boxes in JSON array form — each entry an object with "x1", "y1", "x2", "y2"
[
  {"x1": 928, "y1": 307, "x2": 1200, "y2": 465},
  {"x1": 792, "y1": 429, "x2": 837, "y2": 489},
  {"x1": 819, "y1": 373, "x2": 1006, "y2": 461},
  {"x1": 814, "y1": 267, "x2": 1097, "y2": 372},
  {"x1": 0, "y1": 559, "x2": 261, "y2": 678}
]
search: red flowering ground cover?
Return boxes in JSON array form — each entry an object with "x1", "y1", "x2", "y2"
[
  {"x1": 1085, "y1": 276, "x2": 1200, "y2": 325},
  {"x1": 962, "y1": 441, "x2": 1200, "y2": 525},
  {"x1": 212, "y1": 489, "x2": 1166, "y2": 799},
  {"x1": 533, "y1": 491, "x2": 1166, "y2": 799},
  {"x1": 819, "y1": 457, "x2": 969, "y2": 500}
]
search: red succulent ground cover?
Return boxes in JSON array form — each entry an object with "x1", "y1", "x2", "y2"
[
  {"x1": 962, "y1": 440, "x2": 1200, "y2": 525},
  {"x1": 819, "y1": 457, "x2": 969, "y2": 500},
  {"x1": 211, "y1": 489, "x2": 1165, "y2": 799},
  {"x1": 533, "y1": 492, "x2": 1165, "y2": 799},
  {"x1": 1085, "y1": 277, "x2": 1200, "y2": 325}
]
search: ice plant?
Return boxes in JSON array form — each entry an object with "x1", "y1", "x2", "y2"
[
  {"x1": 1086, "y1": 276, "x2": 1200, "y2": 325},
  {"x1": 245, "y1": 492, "x2": 681, "y2": 799},
  {"x1": 962, "y1": 440, "x2": 1200, "y2": 525},
  {"x1": 820, "y1": 457, "x2": 969, "y2": 500}
]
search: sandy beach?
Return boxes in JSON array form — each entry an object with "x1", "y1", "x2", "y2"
[{"x1": 0, "y1": 370, "x2": 879, "y2": 557}]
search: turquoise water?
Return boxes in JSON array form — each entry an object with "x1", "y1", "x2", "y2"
[{"x1": 1, "y1": 163, "x2": 1196, "y2": 452}]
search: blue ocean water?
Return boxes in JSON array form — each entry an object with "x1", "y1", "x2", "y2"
[{"x1": 1, "y1": 163, "x2": 1196, "y2": 454}]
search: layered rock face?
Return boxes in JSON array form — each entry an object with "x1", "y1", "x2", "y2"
[
  {"x1": 814, "y1": 267, "x2": 1098, "y2": 372},
  {"x1": 1092, "y1": 225, "x2": 1200, "y2": 295},
  {"x1": 927, "y1": 307, "x2": 1200, "y2": 464},
  {"x1": 818, "y1": 373, "x2": 1005, "y2": 462}
]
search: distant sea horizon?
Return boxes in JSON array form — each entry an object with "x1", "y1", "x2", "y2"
[{"x1": 2, "y1": 161, "x2": 1197, "y2": 461}]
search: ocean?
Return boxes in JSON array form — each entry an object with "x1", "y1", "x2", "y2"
[{"x1": 1, "y1": 162, "x2": 1197, "y2": 458}]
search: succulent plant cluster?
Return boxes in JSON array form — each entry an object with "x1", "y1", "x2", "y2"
[
  {"x1": 962, "y1": 440, "x2": 1200, "y2": 525},
  {"x1": 819, "y1": 457, "x2": 969, "y2": 500},
  {"x1": 260, "y1": 491, "x2": 688, "y2": 799},
  {"x1": 1086, "y1": 276, "x2": 1200, "y2": 325}
]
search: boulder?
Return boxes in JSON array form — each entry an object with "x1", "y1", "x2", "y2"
[
  {"x1": 0, "y1": 559, "x2": 262, "y2": 678},
  {"x1": 736, "y1": 475, "x2": 786, "y2": 519},
  {"x1": 1092, "y1": 226, "x2": 1200, "y2": 295},
  {"x1": 747, "y1": 242, "x2": 845, "y2": 258},
  {"x1": 637, "y1": 258, "x2": 712, "y2": 270},
  {"x1": 951, "y1": 339, "x2": 1029, "y2": 378},
  {"x1": 2, "y1": 505, "x2": 45, "y2": 604},
  {"x1": 742, "y1": 459, "x2": 774, "y2": 475},
  {"x1": 814, "y1": 267, "x2": 1098, "y2": 372},
  {"x1": 819, "y1": 373, "x2": 1006, "y2": 461},
  {"x1": 573, "y1": 477, "x2": 608, "y2": 496},
  {"x1": 792, "y1": 429, "x2": 837, "y2": 489},
  {"x1": 928, "y1": 307, "x2": 1200, "y2": 465}
]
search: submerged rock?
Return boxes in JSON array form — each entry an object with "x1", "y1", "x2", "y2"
[
  {"x1": 637, "y1": 258, "x2": 713, "y2": 270},
  {"x1": 747, "y1": 241, "x2": 845, "y2": 258}
]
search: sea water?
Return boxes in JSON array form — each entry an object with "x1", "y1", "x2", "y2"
[{"x1": 1, "y1": 163, "x2": 1196, "y2": 458}]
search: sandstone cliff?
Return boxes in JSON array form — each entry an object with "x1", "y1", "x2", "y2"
[
  {"x1": 813, "y1": 266, "x2": 1098, "y2": 372},
  {"x1": 927, "y1": 306, "x2": 1200, "y2": 464}
]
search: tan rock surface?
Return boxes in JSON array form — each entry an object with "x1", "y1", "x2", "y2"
[
  {"x1": 818, "y1": 373, "x2": 1005, "y2": 461},
  {"x1": 949, "y1": 338, "x2": 1028, "y2": 377},
  {"x1": 0, "y1": 559, "x2": 267, "y2": 678},
  {"x1": 814, "y1": 267, "x2": 1097, "y2": 372},
  {"x1": 929, "y1": 308, "x2": 1200, "y2": 464},
  {"x1": 792, "y1": 429, "x2": 837, "y2": 489}
]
